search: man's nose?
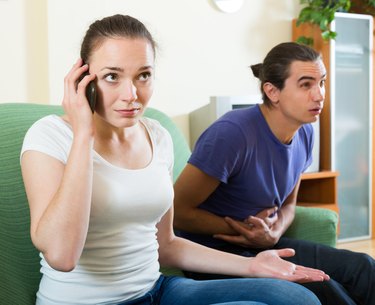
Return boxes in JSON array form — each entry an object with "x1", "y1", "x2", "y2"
[{"x1": 311, "y1": 85, "x2": 325, "y2": 101}]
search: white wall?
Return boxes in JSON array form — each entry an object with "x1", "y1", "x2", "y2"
[
  {"x1": 0, "y1": 0, "x2": 301, "y2": 138},
  {"x1": 0, "y1": 0, "x2": 27, "y2": 102}
]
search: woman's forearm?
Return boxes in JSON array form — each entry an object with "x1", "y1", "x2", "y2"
[{"x1": 29, "y1": 135, "x2": 94, "y2": 271}]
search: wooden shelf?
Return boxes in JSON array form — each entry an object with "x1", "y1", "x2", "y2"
[{"x1": 297, "y1": 171, "x2": 339, "y2": 213}]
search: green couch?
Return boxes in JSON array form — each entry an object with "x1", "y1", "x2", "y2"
[{"x1": 0, "y1": 103, "x2": 338, "y2": 304}]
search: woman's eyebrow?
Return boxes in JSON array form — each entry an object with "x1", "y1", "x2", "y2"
[
  {"x1": 139, "y1": 65, "x2": 154, "y2": 71},
  {"x1": 100, "y1": 65, "x2": 153, "y2": 72},
  {"x1": 100, "y1": 66, "x2": 124, "y2": 72}
]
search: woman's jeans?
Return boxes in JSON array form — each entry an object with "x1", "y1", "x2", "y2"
[{"x1": 118, "y1": 274, "x2": 321, "y2": 305}]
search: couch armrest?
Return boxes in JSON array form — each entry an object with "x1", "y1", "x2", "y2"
[
  {"x1": 160, "y1": 266, "x2": 185, "y2": 277},
  {"x1": 283, "y1": 206, "x2": 338, "y2": 247}
]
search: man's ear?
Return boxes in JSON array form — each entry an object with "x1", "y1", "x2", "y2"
[{"x1": 263, "y1": 82, "x2": 280, "y2": 105}]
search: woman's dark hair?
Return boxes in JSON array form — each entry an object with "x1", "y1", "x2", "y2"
[
  {"x1": 80, "y1": 14, "x2": 156, "y2": 63},
  {"x1": 250, "y1": 42, "x2": 321, "y2": 107}
]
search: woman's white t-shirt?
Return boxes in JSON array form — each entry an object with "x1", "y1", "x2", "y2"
[{"x1": 21, "y1": 115, "x2": 174, "y2": 305}]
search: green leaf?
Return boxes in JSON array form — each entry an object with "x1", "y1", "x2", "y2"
[
  {"x1": 321, "y1": 30, "x2": 336, "y2": 41},
  {"x1": 296, "y1": 36, "x2": 314, "y2": 46},
  {"x1": 319, "y1": 18, "x2": 329, "y2": 31},
  {"x1": 297, "y1": 0, "x2": 349, "y2": 43}
]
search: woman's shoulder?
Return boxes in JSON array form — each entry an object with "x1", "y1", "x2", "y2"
[
  {"x1": 21, "y1": 114, "x2": 73, "y2": 163},
  {"x1": 28, "y1": 114, "x2": 72, "y2": 134},
  {"x1": 141, "y1": 116, "x2": 173, "y2": 154},
  {"x1": 25, "y1": 114, "x2": 73, "y2": 144},
  {"x1": 141, "y1": 116, "x2": 170, "y2": 139}
]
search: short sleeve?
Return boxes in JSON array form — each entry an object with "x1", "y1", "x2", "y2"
[
  {"x1": 20, "y1": 115, "x2": 73, "y2": 164},
  {"x1": 188, "y1": 121, "x2": 246, "y2": 183}
]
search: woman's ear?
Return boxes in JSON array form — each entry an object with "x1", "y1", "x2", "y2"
[{"x1": 263, "y1": 82, "x2": 280, "y2": 105}]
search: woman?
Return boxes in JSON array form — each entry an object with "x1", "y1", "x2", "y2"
[{"x1": 21, "y1": 15, "x2": 327, "y2": 305}]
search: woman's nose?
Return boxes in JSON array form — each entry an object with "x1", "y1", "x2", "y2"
[{"x1": 120, "y1": 81, "x2": 137, "y2": 102}]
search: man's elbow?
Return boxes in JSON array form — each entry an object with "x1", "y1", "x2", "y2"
[{"x1": 173, "y1": 211, "x2": 185, "y2": 230}]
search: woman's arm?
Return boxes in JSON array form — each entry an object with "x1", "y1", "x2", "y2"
[
  {"x1": 21, "y1": 60, "x2": 96, "y2": 272},
  {"x1": 158, "y1": 206, "x2": 329, "y2": 283}
]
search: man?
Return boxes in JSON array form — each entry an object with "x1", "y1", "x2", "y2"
[{"x1": 174, "y1": 42, "x2": 375, "y2": 305}]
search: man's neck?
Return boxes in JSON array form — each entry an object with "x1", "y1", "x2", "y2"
[{"x1": 259, "y1": 104, "x2": 300, "y2": 144}]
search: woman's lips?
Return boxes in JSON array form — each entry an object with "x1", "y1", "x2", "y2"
[
  {"x1": 115, "y1": 108, "x2": 141, "y2": 116},
  {"x1": 115, "y1": 102, "x2": 142, "y2": 117}
]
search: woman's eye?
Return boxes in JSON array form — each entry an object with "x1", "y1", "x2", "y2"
[
  {"x1": 104, "y1": 73, "x2": 118, "y2": 82},
  {"x1": 138, "y1": 72, "x2": 151, "y2": 81}
]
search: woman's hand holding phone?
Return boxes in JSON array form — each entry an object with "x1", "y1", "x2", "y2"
[{"x1": 62, "y1": 58, "x2": 97, "y2": 137}]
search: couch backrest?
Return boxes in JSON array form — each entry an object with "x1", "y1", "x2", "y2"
[{"x1": 0, "y1": 103, "x2": 190, "y2": 304}]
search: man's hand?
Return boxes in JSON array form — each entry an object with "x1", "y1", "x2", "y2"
[
  {"x1": 246, "y1": 206, "x2": 278, "y2": 228},
  {"x1": 213, "y1": 216, "x2": 280, "y2": 248}
]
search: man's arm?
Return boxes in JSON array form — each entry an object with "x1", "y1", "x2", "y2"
[
  {"x1": 215, "y1": 178, "x2": 301, "y2": 248},
  {"x1": 174, "y1": 164, "x2": 238, "y2": 235},
  {"x1": 174, "y1": 163, "x2": 302, "y2": 248},
  {"x1": 270, "y1": 178, "x2": 300, "y2": 236}
]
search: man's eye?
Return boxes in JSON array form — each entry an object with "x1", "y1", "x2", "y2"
[
  {"x1": 320, "y1": 80, "x2": 326, "y2": 87},
  {"x1": 138, "y1": 72, "x2": 151, "y2": 81},
  {"x1": 301, "y1": 82, "x2": 311, "y2": 88},
  {"x1": 104, "y1": 73, "x2": 118, "y2": 82}
]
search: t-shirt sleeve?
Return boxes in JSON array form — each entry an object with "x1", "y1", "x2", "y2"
[
  {"x1": 20, "y1": 116, "x2": 72, "y2": 164},
  {"x1": 188, "y1": 121, "x2": 246, "y2": 183},
  {"x1": 302, "y1": 123, "x2": 314, "y2": 172}
]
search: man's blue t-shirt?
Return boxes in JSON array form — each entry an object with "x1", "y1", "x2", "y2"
[{"x1": 181, "y1": 104, "x2": 313, "y2": 247}]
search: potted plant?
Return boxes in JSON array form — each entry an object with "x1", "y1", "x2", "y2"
[{"x1": 296, "y1": 0, "x2": 351, "y2": 46}]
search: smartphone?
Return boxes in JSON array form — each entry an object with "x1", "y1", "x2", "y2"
[
  {"x1": 79, "y1": 71, "x2": 97, "y2": 113},
  {"x1": 86, "y1": 79, "x2": 97, "y2": 113}
]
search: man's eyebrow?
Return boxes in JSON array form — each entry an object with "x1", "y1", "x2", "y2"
[{"x1": 298, "y1": 73, "x2": 327, "y2": 82}]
